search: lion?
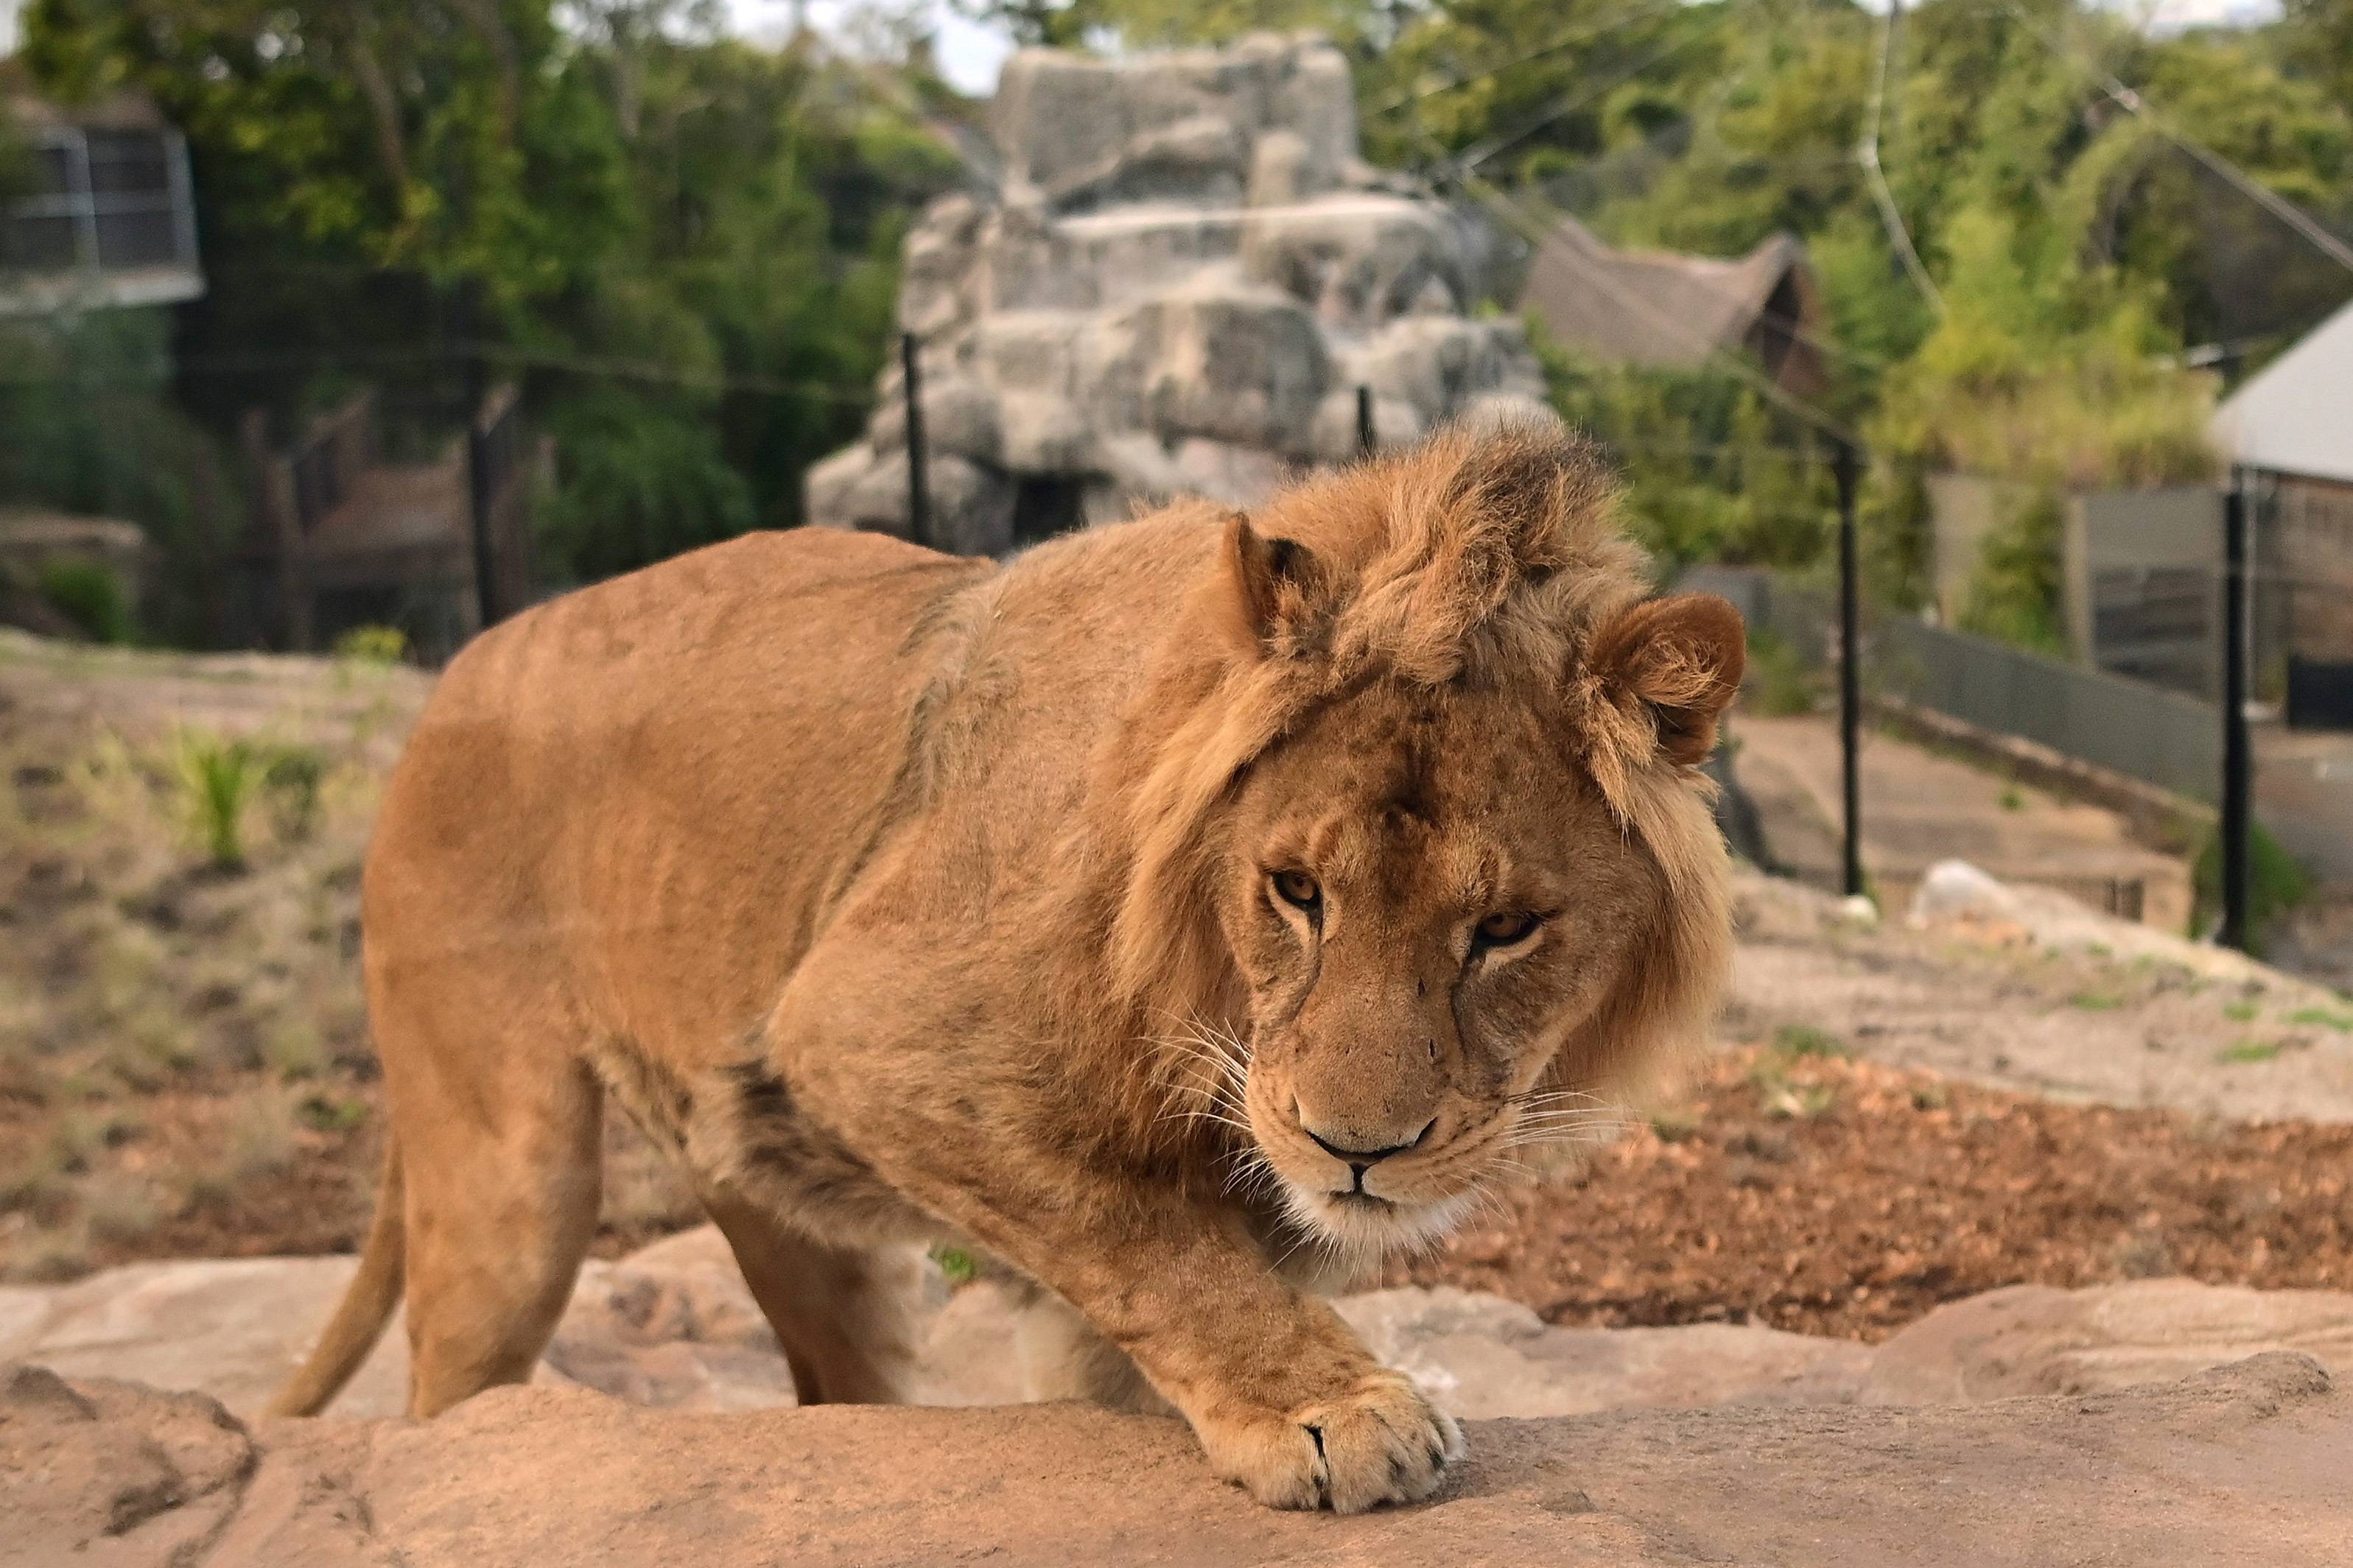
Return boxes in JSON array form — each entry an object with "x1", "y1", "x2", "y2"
[{"x1": 270, "y1": 421, "x2": 1742, "y2": 1513}]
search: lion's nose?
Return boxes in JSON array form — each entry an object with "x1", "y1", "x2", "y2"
[{"x1": 1302, "y1": 1118, "x2": 1436, "y2": 1172}]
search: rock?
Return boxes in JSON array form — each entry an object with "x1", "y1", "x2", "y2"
[
  {"x1": 866, "y1": 374, "x2": 1002, "y2": 465},
  {"x1": 13, "y1": 1351, "x2": 2349, "y2": 1566},
  {"x1": 0, "y1": 1365, "x2": 256, "y2": 1568},
  {"x1": 1088, "y1": 282, "x2": 1333, "y2": 452},
  {"x1": 1865, "y1": 1279, "x2": 2353, "y2": 1404},
  {"x1": 1333, "y1": 1287, "x2": 1875, "y2": 1418},
  {"x1": 21, "y1": 1225, "x2": 2353, "y2": 1436},
  {"x1": 1905, "y1": 857, "x2": 2329, "y2": 998},
  {"x1": 0, "y1": 1255, "x2": 410, "y2": 1420},
  {"x1": 805, "y1": 35, "x2": 1544, "y2": 546},
  {"x1": 1833, "y1": 893, "x2": 1880, "y2": 929}
]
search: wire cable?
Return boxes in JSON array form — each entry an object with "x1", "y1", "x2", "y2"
[
  {"x1": 1996, "y1": 0, "x2": 2353, "y2": 278},
  {"x1": 1859, "y1": 0, "x2": 1944, "y2": 313}
]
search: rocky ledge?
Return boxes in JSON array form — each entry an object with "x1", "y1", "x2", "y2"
[
  {"x1": 5, "y1": 1351, "x2": 2346, "y2": 1567},
  {"x1": 9, "y1": 1223, "x2": 2353, "y2": 1564}
]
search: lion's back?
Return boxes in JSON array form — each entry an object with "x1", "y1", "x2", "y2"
[{"x1": 365, "y1": 528, "x2": 994, "y2": 1053}]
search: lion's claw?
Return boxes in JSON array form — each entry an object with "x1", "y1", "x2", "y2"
[{"x1": 1200, "y1": 1371, "x2": 1464, "y2": 1513}]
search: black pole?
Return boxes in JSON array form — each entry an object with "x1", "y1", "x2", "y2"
[
  {"x1": 2220, "y1": 467, "x2": 2252, "y2": 951},
  {"x1": 1356, "y1": 384, "x2": 1375, "y2": 457},
  {"x1": 456, "y1": 278, "x2": 497, "y2": 631},
  {"x1": 1835, "y1": 440, "x2": 1864, "y2": 899},
  {"x1": 900, "y1": 331, "x2": 931, "y2": 550}
]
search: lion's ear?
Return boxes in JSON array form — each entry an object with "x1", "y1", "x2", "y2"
[
  {"x1": 1587, "y1": 593, "x2": 1747, "y2": 767},
  {"x1": 1217, "y1": 512, "x2": 1328, "y2": 657}
]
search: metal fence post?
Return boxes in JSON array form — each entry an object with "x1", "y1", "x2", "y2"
[
  {"x1": 2219, "y1": 468, "x2": 2252, "y2": 950},
  {"x1": 1356, "y1": 385, "x2": 1375, "y2": 457},
  {"x1": 454, "y1": 278, "x2": 497, "y2": 633},
  {"x1": 1835, "y1": 440, "x2": 1865, "y2": 899},
  {"x1": 901, "y1": 331, "x2": 932, "y2": 550}
]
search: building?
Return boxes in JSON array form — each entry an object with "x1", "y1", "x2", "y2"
[
  {"x1": 2211, "y1": 296, "x2": 2353, "y2": 693},
  {"x1": 0, "y1": 64, "x2": 204, "y2": 314},
  {"x1": 234, "y1": 386, "x2": 541, "y2": 664},
  {"x1": 1513, "y1": 215, "x2": 1828, "y2": 398}
]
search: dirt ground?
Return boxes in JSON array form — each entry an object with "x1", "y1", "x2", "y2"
[
  {"x1": 1406, "y1": 1041, "x2": 2353, "y2": 1340},
  {"x1": 0, "y1": 633, "x2": 698, "y2": 1282}
]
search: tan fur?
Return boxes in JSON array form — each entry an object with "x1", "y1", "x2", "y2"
[{"x1": 270, "y1": 421, "x2": 1742, "y2": 1512}]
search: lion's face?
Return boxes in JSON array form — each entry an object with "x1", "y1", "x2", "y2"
[{"x1": 1212, "y1": 676, "x2": 1663, "y2": 1260}]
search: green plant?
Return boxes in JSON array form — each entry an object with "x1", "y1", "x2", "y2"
[
  {"x1": 2285, "y1": 1007, "x2": 2353, "y2": 1033},
  {"x1": 298, "y1": 1091, "x2": 368, "y2": 1132},
  {"x1": 332, "y1": 625, "x2": 408, "y2": 667},
  {"x1": 932, "y1": 1245, "x2": 978, "y2": 1285},
  {"x1": 1744, "y1": 628, "x2": 1819, "y2": 717},
  {"x1": 263, "y1": 1019, "x2": 326, "y2": 1081},
  {"x1": 1958, "y1": 488, "x2": 2068, "y2": 655},
  {"x1": 172, "y1": 731, "x2": 260, "y2": 870},
  {"x1": 1770, "y1": 1023, "x2": 1848, "y2": 1058},
  {"x1": 1649, "y1": 1105, "x2": 1702, "y2": 1144},
  {"x1": 80, "y1": 1170, "x2": 163, "y2": 1245},
  {"x1": 2191, "y1": 823, "x2": 2317, "y2": 956},
  {"x1": 262, "y1": 746, "x2": 327, "y2": 842},
  {"x1": 2223, "y1": 1000, "x2": 2261, "y2": 1023},
  {"x1": 2216, "y1": 1039, "x2": 2283, "y2": 1064},
  {"x1": 2069, "y1": 990, "x2": 2123, "y2": 1011},
  {"x1": 1998, "y1": 786, "x2": 2024, "y2": 812},
  {"x1": 37, "y1": 558, "x2": 134, "y2": 644}
]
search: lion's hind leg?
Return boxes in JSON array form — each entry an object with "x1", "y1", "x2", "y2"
[
  {"x1": 393, "y1": 1016, "x2": 605, "y2": 1418},
  {"x1": 701, "y1": 1192, "x2": 927, "y2": 1404}
]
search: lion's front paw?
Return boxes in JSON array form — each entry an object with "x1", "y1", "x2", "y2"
[{"x1": 1196, "y1": 1370, "x2": 1465, "y2": 1513}]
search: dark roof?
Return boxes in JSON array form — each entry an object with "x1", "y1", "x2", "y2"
[
  {"x1": 1, "y1": 60, "x2": 172, "y2": 133},
  {"x1": 1515, "y1": 214, "x2": 1815, "y2": 374}
]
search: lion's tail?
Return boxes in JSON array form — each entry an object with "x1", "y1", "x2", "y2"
[{"x1": 269, "y1": 1133, "x2": 405, "y2": 1417}]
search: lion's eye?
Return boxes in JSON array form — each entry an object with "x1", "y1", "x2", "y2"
[
  {"x1": 1475, "y1": 910, "x2": 1540, "y2": 947},
  {"x1": 1271, "y1": 870, "x2": 1322, "y2": 910}
]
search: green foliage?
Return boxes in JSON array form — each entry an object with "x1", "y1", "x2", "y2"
[
  {"x1": 1745, "y1": 628, "x2": 1818, "y2": 717},
  {"x1": 2192, "y1": 821, "x2": 2318, "y2": 955},
  {"x1": 262, "y1": 748, "x2": 326, "y2": 843},
  {"x1": 332, "y1": 625, "x2": 410, "y2": 667},
  {"x1": 1769, "y1": 1022, "x2": 1848, "y2": 1058},
  {"x1": 536, "y1": 387, "x2": 757, "y2": 585},
  {"x1": 1532, "y1": 324, "x2": 1834, "y2": 575},
  {"x1": 19, "y1": 0, "x2": 956, "y2": 608},
  {"x1": 1958, "y1": 486, "x2": 2066, "y2": 654},
  {"x1": 172, "y1": 731, "x2": 260, "y2": 871},
  {"x1": 37, "y1": 560, "x2": 134, "y2": 644},
  {"x1": 0, "y1": 312, "x2": 243, "y2": 647}
]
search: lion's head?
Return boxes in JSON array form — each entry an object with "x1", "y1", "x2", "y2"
[{"x1": 1085, "y1": 421, "x2": 1742, "y2": 1266}]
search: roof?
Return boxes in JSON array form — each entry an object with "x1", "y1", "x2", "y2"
[
  {"x1": 1514, "y1": 214, "x2": 1812, "y2": 372},
  {"x1": 2211, "y1": 295, "x2": 2353, "y2": 484},
  {"x1": 0, "y1": 60, "x2": 170, "y2": 133}
]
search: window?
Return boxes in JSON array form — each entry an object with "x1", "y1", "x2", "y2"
[{"x1": 0, "y1": 121, "x2": 201, "y2": 300}]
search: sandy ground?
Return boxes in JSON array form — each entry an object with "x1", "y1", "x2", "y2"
[
  {"x1": 1727, "y1": 871, "x2": 2353, "y2": 1125},
  {"x1": 1731, "y1": 711, "x2": 2191, "y2": 928}
]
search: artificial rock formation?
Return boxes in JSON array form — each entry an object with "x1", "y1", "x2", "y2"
[{"x1": 804, "y1": 34, "x2": 1551, "y2": 555}]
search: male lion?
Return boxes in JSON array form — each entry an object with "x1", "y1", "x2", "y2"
[{"x1": 273, "y1": 423, "x2": 1742, "y2": 1513}]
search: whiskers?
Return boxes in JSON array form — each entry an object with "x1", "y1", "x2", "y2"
[
  {"x1": 1497, "y1": 1086, "x2": 1638, "y2": 1156},
  {"x1": 1146, "y1": 1012, "x2": 1268, "y2": 1193}
]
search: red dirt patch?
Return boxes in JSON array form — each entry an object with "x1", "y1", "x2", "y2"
[{"x1": 1407, "y1": 1046, "x2": 2353, "y2": 1340}]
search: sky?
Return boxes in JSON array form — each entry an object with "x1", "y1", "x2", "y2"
[{"x1": 0, "y1": 0, "x2": 2291, "y2": 94}]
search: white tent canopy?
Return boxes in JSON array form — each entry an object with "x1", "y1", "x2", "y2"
[{"x1": 2210, "y1": 296, "x2": 2353, "y2": 485}]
